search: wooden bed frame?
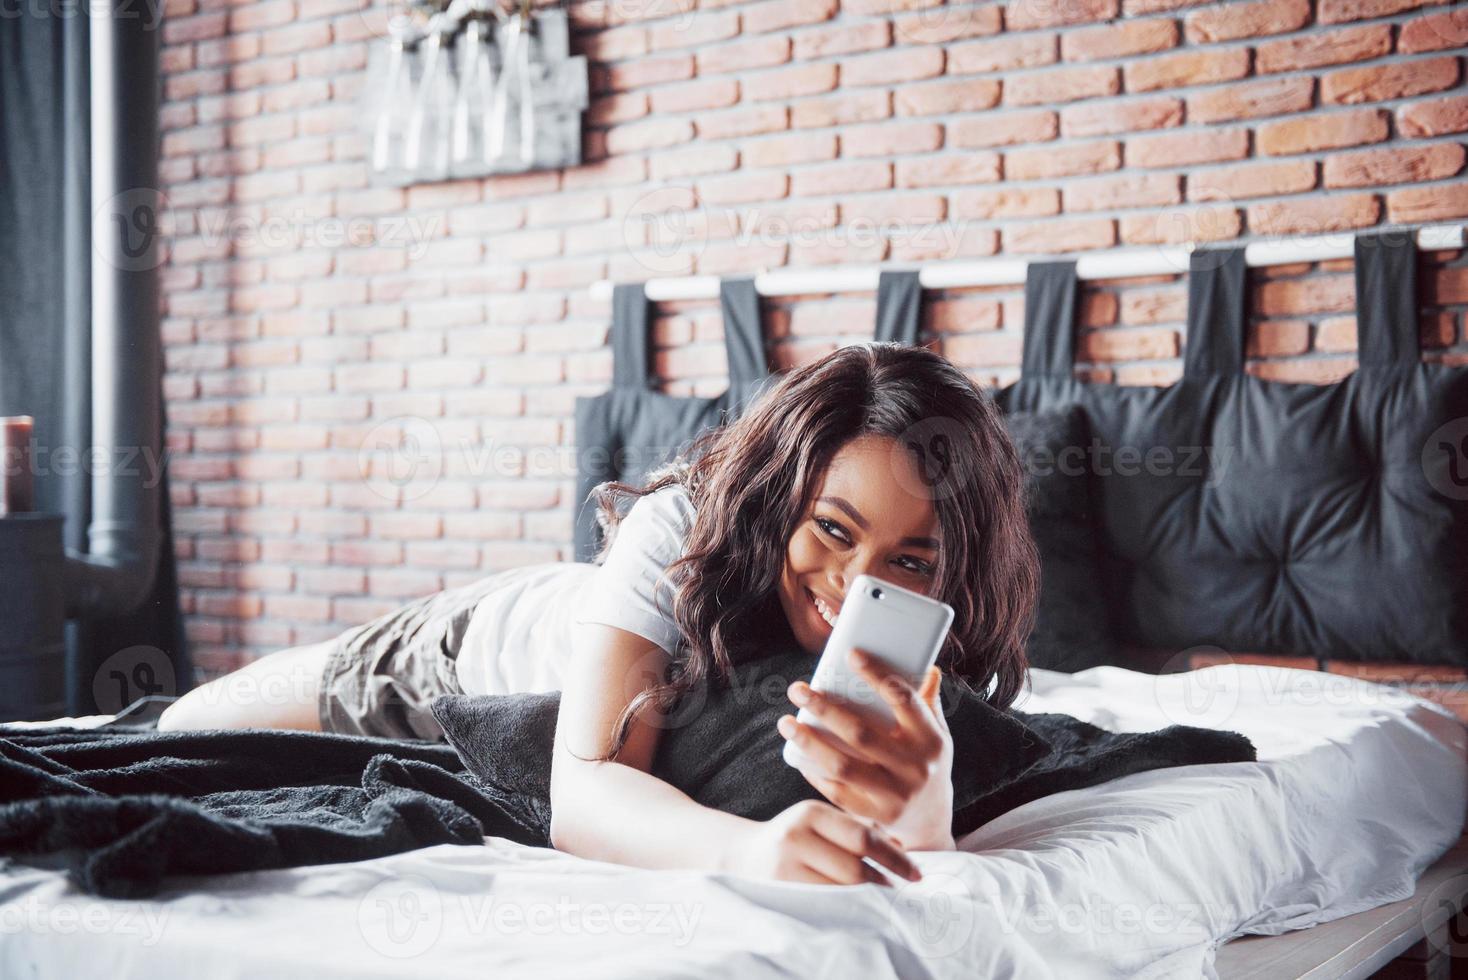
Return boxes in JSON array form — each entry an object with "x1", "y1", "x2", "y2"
[{"x1": 1217, "y1": 832, "x2": 1468, "y2": 980}]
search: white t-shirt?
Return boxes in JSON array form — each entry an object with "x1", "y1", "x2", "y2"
[{"x1": 453, "y1": 483, "x2": 696, "y2": 696}]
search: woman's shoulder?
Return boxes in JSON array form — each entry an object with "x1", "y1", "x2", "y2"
[
  {"x1": 598, "y1": 480, "x2": 696, "y2": 569},
  {"x1": 624, "y1": 481, "x2": 696, "y2": 534}
]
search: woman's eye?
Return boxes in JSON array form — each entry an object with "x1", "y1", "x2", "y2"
[
  {"x1": 814, "y1": 517, "x2": 849, "y2": 543},
  {"x1": 896, "y1": 557, "x2": 936, "y2": 577}
]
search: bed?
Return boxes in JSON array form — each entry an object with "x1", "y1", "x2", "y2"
[
  {"x1": 3, "y1": 661, "x2": 1462, "y2": 979},
  {"x1": 5, "y1": 231, "x2": 1465, "y2": 978}
]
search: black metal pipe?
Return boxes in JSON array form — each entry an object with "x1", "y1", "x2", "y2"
[{"x1": 64, "y1": 4, "x2": 163, "y2": 619}]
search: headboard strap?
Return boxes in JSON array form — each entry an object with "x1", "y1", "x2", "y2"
[
  {"x1": 610, "y1": 283, "x2": 651, "y2": 389},
  {"x1": 1020, "y1": 261, "x2": 1079, "y2": 378},
  {"x1": 719, "y1": 277, "x2": 768, "y2": 384},
  {"x1": 875, "y1": 270, "x2": 923, "y2": 346},
  {"x1": 1183, "y1": 247, "x2": 1248, "y2": 379},
  {"x1": 1355, "y1": 230, "x2": 1420, "y2": 367}
]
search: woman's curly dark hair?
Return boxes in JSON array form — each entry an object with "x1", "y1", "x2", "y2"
[{"x1": 589, "y1": 341, "x2": 1040, "y2": 758}]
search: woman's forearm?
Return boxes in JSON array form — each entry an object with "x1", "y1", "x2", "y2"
[{"x1": 549, "y1": 759, "x2": 755, "y2": 871}]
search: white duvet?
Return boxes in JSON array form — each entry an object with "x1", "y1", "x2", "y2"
[{"x1": 2, "y1": 663, "x2": 1464, "y2": 979}]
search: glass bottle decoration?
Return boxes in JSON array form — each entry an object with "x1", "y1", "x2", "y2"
[
  {"x1": 369, "y1": 17, "x2": 420, "y2": 178},
  {"x1": 403, "y1": 18, "x2": 457, "y2": 180},
  {"x1": 488, "y1": 10, "x2": 537, "y2": 169},
  {"x1": 450, "y1": 17, "x2": 495, "y2": 169}
]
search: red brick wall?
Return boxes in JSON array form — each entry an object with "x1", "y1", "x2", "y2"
[{"x1": 154, "y1": 0, "x2": 1468, "y2": 691}]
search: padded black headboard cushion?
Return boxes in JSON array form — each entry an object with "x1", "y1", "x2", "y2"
[
  {"x1": 572, "y1": 279, "x2": 774, "y2": 562},
  {"x1": 997, "y1": 231, "x2": 1468, "y2": 665}
]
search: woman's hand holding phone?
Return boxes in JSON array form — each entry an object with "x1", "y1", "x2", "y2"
[
  {"x1": 778, "y1": 648, "x2": 957, "y2": 853},
  {"x1": 719, "y1": 799, "x2": 923, "y2": 886}
]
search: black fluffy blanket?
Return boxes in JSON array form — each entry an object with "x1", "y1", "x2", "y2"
[
  {"x1": 0, "y1": 680, "x2": 1255, "y2": 898},
  {"x1": 0, "y1": 727, "x2": 544, "y2": 898}
]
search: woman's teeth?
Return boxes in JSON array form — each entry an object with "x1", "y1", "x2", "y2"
[{"x1": 809, "y1": 589, "x2": 838, "y2": 627}]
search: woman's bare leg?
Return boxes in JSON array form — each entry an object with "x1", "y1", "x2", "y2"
[{"x1": 157, "y1": 640, "x2": 336, "y2": 732}]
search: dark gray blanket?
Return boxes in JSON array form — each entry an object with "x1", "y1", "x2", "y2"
[
  {"x1": 0, "y1": 655, "x2": 1254, "y2": 898},
  {"x1": 431, "y1": 684, "x2": 1258, "y2": 843},
  {"x1": 0, "y1": 727, "x2": 545, "y2": 898}
]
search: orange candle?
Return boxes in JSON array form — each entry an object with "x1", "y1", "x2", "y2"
[{"x1": 1, "y1": 416, "x2": 34, "y2": 515}]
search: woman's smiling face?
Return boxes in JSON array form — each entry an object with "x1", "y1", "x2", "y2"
[{"x1": 776, "y1": 433, "x2": 943, "y2": 654}]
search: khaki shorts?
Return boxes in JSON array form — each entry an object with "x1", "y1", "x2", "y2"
[{"x1": 318, "y1": 575, "x2": 508, "y2": 740}]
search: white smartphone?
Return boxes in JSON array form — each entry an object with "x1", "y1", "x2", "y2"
[{"x1": 783, "y1": 574, "x2": 954, "y2": 771}]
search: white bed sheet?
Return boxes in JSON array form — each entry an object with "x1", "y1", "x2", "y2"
[{"x1": 2, "y1": 663, "x2": 1463, "y2": 979}]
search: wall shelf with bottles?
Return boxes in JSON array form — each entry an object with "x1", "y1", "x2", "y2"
[{"x1": 363, "y1": 0, "x2": 588, "y2": 185}]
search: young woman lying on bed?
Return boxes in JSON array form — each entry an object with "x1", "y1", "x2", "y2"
[{"x1": 160, "y1": 343, "x2": 1041, "y2": 887}]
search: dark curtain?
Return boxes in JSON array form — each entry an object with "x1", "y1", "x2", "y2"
[{"x1": 0, "y1": 10, "x2": 190, "y2": 715}]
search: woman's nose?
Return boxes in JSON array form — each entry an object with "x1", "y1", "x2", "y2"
[{"x1": 829, "y1": 555, "x2": 882, "y2": 598}]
